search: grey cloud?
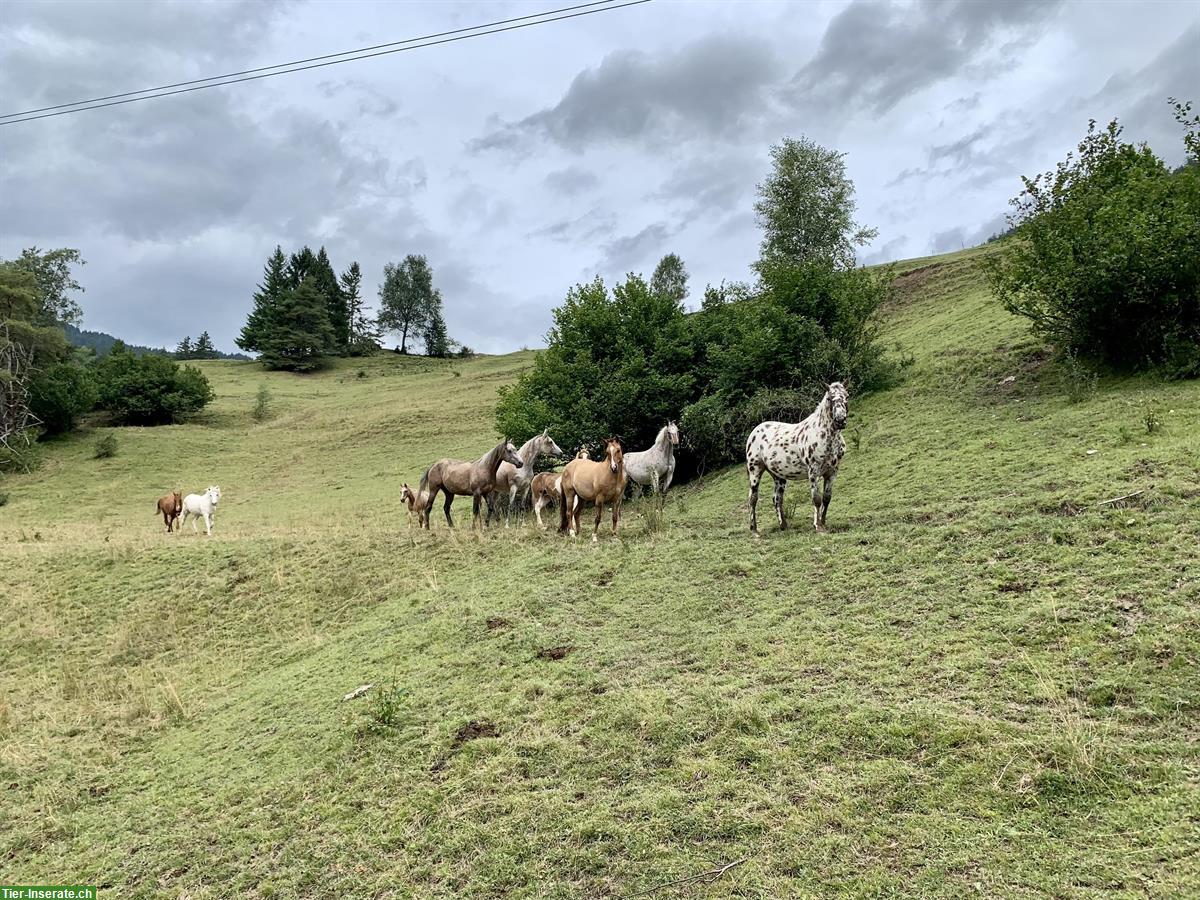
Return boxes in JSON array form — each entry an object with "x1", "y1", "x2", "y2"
[
  {"x1": 791, "y1": 0, "x2": 1063, "y2": 114},
  {"x1": 928, "y1": 212, "x2": 1007, "y2": 254},
  {"x1": 544, "y1": 166, "x2": 601, "y2": 197},
  {"x1": 472, "y1": 34, "x2": 783, "y2": 152},
  {"x1": 652, "y1": 154, "x2": 759, "y2": 220},
  {"x1": 595, "y1": 222, "x2": 679, "y2": 276},
  {"x1": 529, "y1": 208, "x2": 616, "y2": 244},
  {"x1": 860, "y1": 235, "x2": 908, "y2": 265}
]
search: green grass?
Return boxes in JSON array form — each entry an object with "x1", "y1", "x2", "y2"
[{"x1": 2, "y1": 248, "x2": 1198, "y2": 897}]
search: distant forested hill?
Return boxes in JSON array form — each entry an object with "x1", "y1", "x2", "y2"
[{"x1": 64, "y1": 324, "x2": 249, "y2": 359}]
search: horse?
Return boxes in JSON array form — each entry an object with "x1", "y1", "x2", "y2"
[
  {"x1": 488, "y1": 428, "x2": 565, "y2": 526},
  {"x1": 530, "y1": 447, "x2": 590, "y2": 529},
  {"x1": 746, "y1": 382, "x2": 849, "y2": 533},
  {"x1": 418, "y1": 439, "x2": 523, "y2": 529},
  {"x1": 400, "y1": 482, "x2": 430, "y2": 527},
  {"x1": 181, "y1": 485, "x2": 222, "y2": 536},
  {"x1": 559, "y1": 438, "x2": 627, "y2": 542},
  {"x1": 624, "y1": 421, "x2": 680, "y2": 504},
  {"x1": 156, "y1": 490, "x2": 182, "y2": 532}
]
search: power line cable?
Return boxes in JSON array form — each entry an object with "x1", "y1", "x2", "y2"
[{"x1": 0, "y1": 0, "x2": 651, "y2": 126}]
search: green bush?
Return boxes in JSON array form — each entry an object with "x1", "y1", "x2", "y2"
[
  {"x1": 29, "y1": 363, "x2": 96, "y2": 435},
  {"x1": 93, "y1": 348, "x2": 214, "y2": 425},
  {"x1": 251, "y1": 384, "x2": 272, "y2": 422},
  {"x1": 93, "y1": 433, "x2": 118, "y2": 459},
  {"x1": 986, "y1": 113, "x2": 1200, "y2": 373}
]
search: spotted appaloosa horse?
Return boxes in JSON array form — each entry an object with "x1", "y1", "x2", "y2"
[{"x1": 746, "y1": 382, "x2": 849, "y2": 533}]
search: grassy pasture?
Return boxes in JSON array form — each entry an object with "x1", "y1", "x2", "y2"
[{"x1": 2, "y1": 246, "x2": 1198, "y2": 897}]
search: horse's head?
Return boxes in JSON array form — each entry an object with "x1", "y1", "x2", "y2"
[
  {"x1": 172, "y1": 490, "x2": 182, "y2": 511},
  {"x1": 604, "y1": 437, "x2": 624, "y2": 474},
  {"x1": 400, "y1": 483, "x2": 415, "y2": 507},
  {"x1": 541, "y1": 428, "x2": 565, "y2": 459},
  {"x1": 207, "y1": 485, "x2": 222, "y2": 505},
  {"x1": 503, "y1": 440, "x2": 523, "y2": 468},
  {"x1": 667, "y1": 421, "x2": 680, "y2": 447},
  {"x1": 576, "y1": 447, "x2": 590, "y2": 460},
  {"x1": 827, "y1": 382, "x2": 849, "y2": 430}
]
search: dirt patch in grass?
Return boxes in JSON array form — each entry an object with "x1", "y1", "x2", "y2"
[
  {"x1": 485, "y1": 616, "x2": 512, "y2": 631},
  {"x1": 596, "y1": 571, "x2": 614, "y2": 587},
  {"x1": 451, "y1": 720, "x2": 499, "y2": 749},
  {"x1": 536, "y1": 645, "x2": 573, "y2": 661}
]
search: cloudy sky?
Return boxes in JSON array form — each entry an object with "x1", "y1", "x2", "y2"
[{"x1": 2, "y1": 0, "x2": 1197, "y2": 354}]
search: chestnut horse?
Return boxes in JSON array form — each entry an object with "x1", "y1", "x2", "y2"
[
  {"x1": 156, "y1": 490, "x2": 182, "y2": 532},
  {"x1": 418, "y1": 439, "x2": 523, "y2": 529},
  {"x1": 559, "y1": 438, "x2": 627, "y2": 541}
]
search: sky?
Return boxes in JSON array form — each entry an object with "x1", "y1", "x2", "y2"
[{"x1": 2, "y1": 0, "x2": 1197, "y2": 354}]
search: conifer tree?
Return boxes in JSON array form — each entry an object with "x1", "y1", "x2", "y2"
[
  {"x1": 340, "y1": 261, "x2": 380, "y2": 355},
  {"x1": 313, "y1": 247, "x2": 349, "y2": 353},
  {"x1": 286, "y1": 246, "x2": 317, "y2": 288},
  {"x1": 194, "y1": 331, "x2": 216, "y2": 359},
  {"x1": 423, "y1": 290, "x2": 450, "y2": 358},
  {"x1": 176, "y1": 336, "x2": 193, "y2": 359},
  {"x1": 258, "y1": 281, "x2": 336, "y2": 372},
  {"x1": 238, "y1": 246, "x2": 287, "y2": 353}
]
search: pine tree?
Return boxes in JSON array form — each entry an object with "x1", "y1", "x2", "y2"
[
  {"x1": 313, "y1": 247, "x2": 349, "y2": 353},
  {"x1": 176, "y1": 336, "x2": 193, "y2": 359},
  {"x1": 340, "y1": 261, "x2": 380, "y2": 355},
  {"x1": 238, "y1": 246, "x2": 287, "y2": 353},
  {"x1": 286, "y1": 246, "x2": 317, "y2": 289},
  {"x1": 194, "y1": 331, "x2": 216, "y2": 359},
  {"x1": 423, "y1": 290, "x2": 450, "y2": 358},
  {"x1": 258, "y1": 281, "x2": 337, "y2": 372}
]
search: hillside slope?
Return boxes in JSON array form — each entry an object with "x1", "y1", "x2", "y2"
[{"x1": 2, "y1": 247, "x2": 1198, "y2": 897}]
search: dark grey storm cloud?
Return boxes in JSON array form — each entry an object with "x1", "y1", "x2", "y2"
[
  {"x1": 472, "y1": 33, "x2": 783, "y2": 152},
  {"x1": 791, "y1": 0, "x2": 1064, "y2": 114}
]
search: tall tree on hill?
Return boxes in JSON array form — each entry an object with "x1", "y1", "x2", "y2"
[
  {"x1": 650, "y1": 253, "x2": 689, "y2": 306},
  {"x1": 340, "y1": 261, "x2": 380, "y2": 355},
  {"x1": 176, "y1": 336, "x2": 193, "y2": 359},
  {"x1": 423, "y1": 290, "x2": 450, "y2": 358},
  {"x1": 194, "y1": 331, "x2": 217, "y2": 359},
  {"x1": 237, "y1": 246, "x2": 287, "y2": 353},
  {"x1": 377, "y1": 254, "x2": 435, "y2": 354},
  {"x1": 286, "y1": 246, "x2": 317, "y2": 288},
  {"x1": 258, "y1": 281, "x2": 337, "y2": 372},
  {"x1": 754, "y1": 136, "x2": 876, "y2": 272},
  {"x1": 313, "y1": 247, "x2": 349, "y2": 352},
  {"x1": 12, "y1": 247, "x2": 86, "y2": 326}
]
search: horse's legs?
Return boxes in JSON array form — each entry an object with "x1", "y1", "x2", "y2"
[
  {"x1": 821, "y1": 471, "x2": 837, "y2": 529},
  {"x1": 593, "y1": 500, "x2": 604, "y2": 543},
  {"x1": 205, "y1": 513, "x2": 213, "y2": 536},
  {"x1": 612, "y1": 496, "x2": 621, "y2": 536},
  {"x1": 772, "y1": 475, "x2": 788, "y2": 530},
  {"x1": 533, "y1": 494, "x2": 545, "y2": 529},
  {"x1": 505, "y1": 482, "x2": 518, "y2": 527},
  {"x1": 809, "y1": 471, "x2": 824, "y2": 533},
  {"x1": 747, "y1": 462, "x2": 764, "y2": 533},
  {"x1": 473, "y1": 493, "x2": 484, "y2": 530},
  {"x1": 442, "y1": 490, "x2": 455, "y2": 528}
]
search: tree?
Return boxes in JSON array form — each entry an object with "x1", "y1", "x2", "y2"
[
  {"x1": 754, "y1": 137, "x2": 876, "y2": 271},
  {"x1": 194, "y1": 331, "x2": 217, "y2": 359},
  {"x1": 176, "y1": 336, "x2": 194, "y2": 359},
  {"x1": 423, "y1": 290, "x2": 450, "y2": 358},
  {"x1": 650, "y1": 253, "x2": 689, "y2": 306},
  {"x1": 258, "y1": 281, "x2": 337, "y2": 372},
  {"x1": 340, "y1": 261, "x2": 380, "y2": 355},
  {"x1": 11, "y1": 247, "x2": 86, "y2": 326},
  {"x1": 985, "y1": 111, "x2": 1200, "y2": 374},
  {"x1": 238, "y1": 246, "x2": 287, "y2": 353},
  {"x1": 313, "y1": 247, "x2": 349, "y2": 352},
  {"x1": 29, "y1": 363, "x2": 96, "y2": 435},
  {"x1": 377, "y1": 255, "x2": 435, "y2": 354},
  {"x1": 93, "y1": 347, "x2": 214, "y2": 425},
  {"x1": 286, "y1": 246, "x2": 317, "y2": 288}
]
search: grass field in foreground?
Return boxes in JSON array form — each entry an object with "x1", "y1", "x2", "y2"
[{"x1": 2, "y1": 246, "x2": 1198, "y2": 897}]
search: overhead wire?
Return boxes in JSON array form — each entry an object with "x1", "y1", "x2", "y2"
[{"x1": 0, "y1": 0, "x2": 652, "y2": 126}]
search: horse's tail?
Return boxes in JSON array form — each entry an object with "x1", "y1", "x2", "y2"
[{"x1": 418, "y1": 466, "x2": 432, "y2": 495}]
